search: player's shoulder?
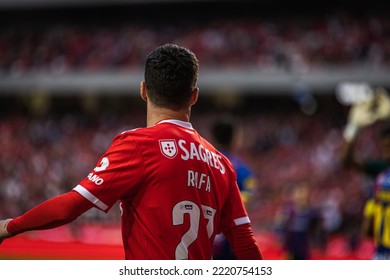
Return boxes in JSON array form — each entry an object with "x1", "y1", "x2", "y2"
[
  {"x1": 114, "y1": 127, "x2": 145, "y2": 139},
  {"x1": 108, "y1": 127, "x2": 156, "y2": 149}
]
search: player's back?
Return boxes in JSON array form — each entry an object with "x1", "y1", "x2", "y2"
[{"x1": 118, "y1": 120, "x2": 247, "y2": 259}]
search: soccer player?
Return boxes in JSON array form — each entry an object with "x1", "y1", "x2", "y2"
[
  {"x1": 341, "y1": 124, "x2": 390, "y2": 259},
  {"x1": 210, "y1": 119, "x2": 258, "y2": 259},
  {"x1": 273, "y1": 182, "x2": 321, "y2": 260},
  {"x1": 211, "y1": 120, "x2": 256, "y2": 205},
  {"x1": 341, "y1": 88, "x2": 390, "y2": 259},
  {"x1": 362, "y1": 168, "x2": 390, "y2": 260},
  {"x1": 0, "y1": 43, "x2": 263, "y2": 260}
]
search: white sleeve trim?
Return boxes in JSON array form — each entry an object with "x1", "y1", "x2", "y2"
[
  {"x1": 234, "y1": 216, "x2": 251, "y2": 226},
  {"x1": 74, "y1": 184, "x2": 109, "y2": 211}
]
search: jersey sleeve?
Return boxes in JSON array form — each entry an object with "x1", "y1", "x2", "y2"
[
  {"x1": 7, "y1": 191, "x2": 93, "y2": 236},
  {"x1": 74, "y1": 132, "x2": 145, "y2": 212},
  {"x1": 218, "y1": 173, "x2": 251, "y2": 234}
]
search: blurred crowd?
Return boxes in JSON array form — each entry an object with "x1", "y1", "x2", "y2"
[{"x1": 1, "y1": 11, "x2": 389, "y2": 76}]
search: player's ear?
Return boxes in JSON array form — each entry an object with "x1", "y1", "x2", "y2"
[
  {"x1": 140, "y1": 81, "x2": 147, "y2": 102},
  {"x1": 190, "y1": 87, "x2": 199, "y2": 106}
]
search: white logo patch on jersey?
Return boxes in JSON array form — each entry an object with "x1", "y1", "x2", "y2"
[
  {"x1": 94, "y1": 157, "x2": 109, "y2": 172},
  {"x1": 159, "y1": 139, "x2": 178, "y2": 159}
]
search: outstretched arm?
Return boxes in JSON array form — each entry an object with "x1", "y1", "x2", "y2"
[{"x1": 0, "y1": 190, "x2": 93, "y2": 243}]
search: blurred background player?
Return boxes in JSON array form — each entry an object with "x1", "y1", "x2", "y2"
[
  {"x1": 0, "y1": 44, "x2": 263, "y2": 260},
  {"x1": 273, "y1": 182, "x2": 321, "y2": 260},
  {"x1": 340, "y1": 86, "x2": 390, "y2": 259},
  {"x1": 362, "y1": 164, "x2": 390, "y2": 259},
  {"x1": 211, "y1": 119, "x2": 258, "y2": 259},
  {"x1": 341, "y1": 87, "x2": 390, "y2": 174}
]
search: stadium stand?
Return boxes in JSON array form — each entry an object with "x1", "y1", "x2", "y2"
[{"x1": 0, "y1": 0, "x2": 389, "y2": 93}]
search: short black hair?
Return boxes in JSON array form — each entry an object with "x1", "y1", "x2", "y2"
[
  {"x1": 212, "y1": 120, "x2": 234, "y2": 147},
  {"x1": 144, "y1": 43, "x2": 199, "y2": 110}
]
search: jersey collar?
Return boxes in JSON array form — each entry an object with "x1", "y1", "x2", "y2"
[{"x1": 157, "y1": 119, "x2": 193, "y2": 129}]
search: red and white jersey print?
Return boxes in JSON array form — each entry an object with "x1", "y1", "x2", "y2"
[{"x1": 74, "y1": 119, "x2": 250, "y2": 260}]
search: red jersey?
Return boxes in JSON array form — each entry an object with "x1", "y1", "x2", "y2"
[{"x1": 74, "y1": 119, "x2": 250, "y2": 260}]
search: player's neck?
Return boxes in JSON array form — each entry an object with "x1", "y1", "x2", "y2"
[{"x1": 146, "y1": 106, "x2": 191, "y2": 127}]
